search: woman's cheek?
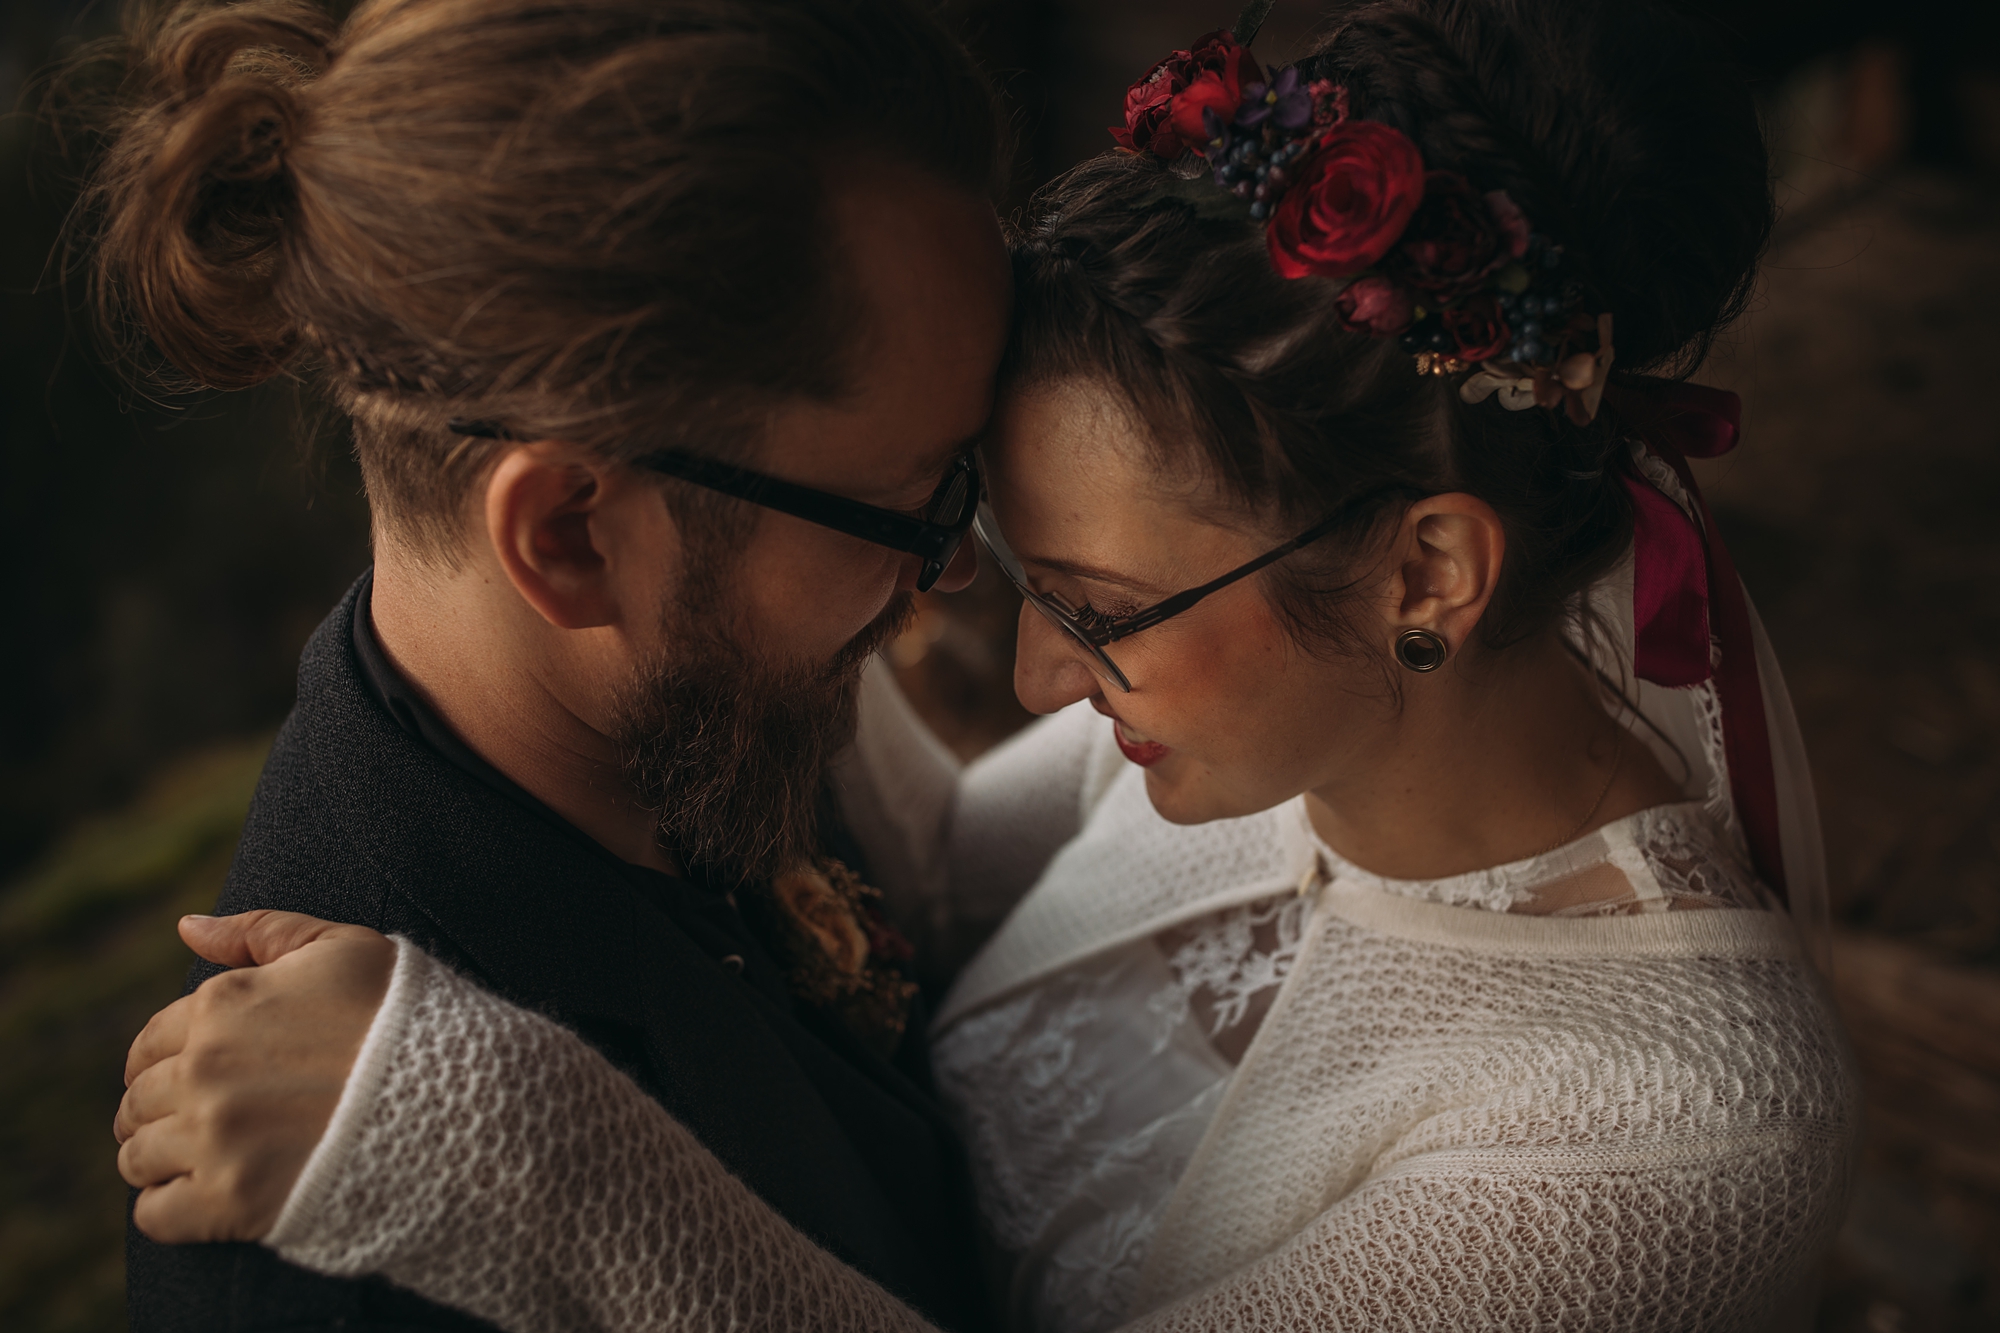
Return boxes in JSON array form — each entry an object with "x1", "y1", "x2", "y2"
[{"x1": 1144, "y1": 614, "x2": 1300, "y2": 815}]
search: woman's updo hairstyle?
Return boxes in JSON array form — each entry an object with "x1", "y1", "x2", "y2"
[
  {"x1": 1007, "y1": 0, "x2": 1771, "y2": 659},
  {"x1": 84, "y1": 0, "x2": 1000, "y2": 559}
]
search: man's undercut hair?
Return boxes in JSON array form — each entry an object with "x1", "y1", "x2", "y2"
[{"x1": 87, "y1": 0, "x2": 1004, "y2": 559}]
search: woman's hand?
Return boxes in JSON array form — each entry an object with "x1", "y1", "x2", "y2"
[{"x1": 113, "y1": 911, "x2": 396, "y2": 1243}]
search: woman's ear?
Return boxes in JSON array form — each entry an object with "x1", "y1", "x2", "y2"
[
  {"x1": 1382, "y1": 492, "x2": 1506, "y2": 656},
  {"x1": 483, "y1": 442, "x2": 626, "y2": 630}
]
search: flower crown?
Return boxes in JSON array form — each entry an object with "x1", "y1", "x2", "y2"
[{"x1": 1111, "y1": 21, "x2": 1613, "y2": 424}]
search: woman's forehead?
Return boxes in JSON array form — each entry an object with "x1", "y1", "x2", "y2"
[{"x1": 987, "y1": 376, "x2": 1263, "y2": 584}]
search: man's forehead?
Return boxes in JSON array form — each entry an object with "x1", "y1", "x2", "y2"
[{"x1": 829, "y1": 167, "x2": 1008, "y2": 386}]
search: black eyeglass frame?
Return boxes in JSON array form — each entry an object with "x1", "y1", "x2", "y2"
[
  {"x1": 975, "y1": 490, "x2": 1398, "y2": 692},
  {"x1": 446, "y1": 419, "x2": 979, "y2": 593}
]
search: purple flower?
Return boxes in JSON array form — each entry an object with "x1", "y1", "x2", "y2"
[
  {"x1": 1235, "y1": 66, "x2": 1312, "y2": 133},
  {"x1": 1202, "y1": 106, "x2": 1233, "y2": 159}
]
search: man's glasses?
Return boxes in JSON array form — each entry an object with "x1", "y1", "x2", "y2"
[
  {"x1": 447, "y1": 421, "x2": 980, "y2": 592},
  {"x1": 975, "y1": 492, "x2": 1394, "y2": 692}
]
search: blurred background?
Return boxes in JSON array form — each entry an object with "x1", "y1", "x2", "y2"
[{"x1": 3, "y1": 1, "x2": 1997, "y2": 1330}]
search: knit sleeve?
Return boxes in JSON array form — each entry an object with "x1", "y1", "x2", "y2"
[
  {"x1": 269, "y1": 940, "x2": 1837, "y2": 1333},
  {"x1": 1118, "y1": 1141, "x2": 1838, "y2": 1332},
  {"x1": 264, "y1": 937, "x2": 939, "y2": 1333}
]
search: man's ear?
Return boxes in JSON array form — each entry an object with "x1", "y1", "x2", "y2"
[
  {"x1": 484, "y1": 442, "x2": 627, "y2": 630},
  {"x1": 1381, "y1": 492, "x2": 1506, "y2": 656}
]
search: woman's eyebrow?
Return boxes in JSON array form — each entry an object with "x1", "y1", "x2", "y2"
[{"x1": 1018, "y1": 552, "x2": 1168, "y2": 596}]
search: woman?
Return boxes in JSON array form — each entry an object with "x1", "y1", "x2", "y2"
[{"x1": 115, "y1": 0, "x2": 1858, "y2": 1328}]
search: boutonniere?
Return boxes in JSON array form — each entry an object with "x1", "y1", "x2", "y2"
[{"x1": 751, "y1": 857, "x2": 918, "y2": 1059}]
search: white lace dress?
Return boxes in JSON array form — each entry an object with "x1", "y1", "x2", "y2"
[{"x1": 929, "y1": 795, "x2": 1780, "y2": 1333}]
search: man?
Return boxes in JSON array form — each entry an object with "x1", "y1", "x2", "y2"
[{"x1": 97, "y1": 0, "x2": 1011, "y2": 1328}]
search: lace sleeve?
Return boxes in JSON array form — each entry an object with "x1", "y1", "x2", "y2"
[
  {"x1": 265, "y1": 937, "x2": 938, "y2": 1333},
  {"x1": 1118, "y1": 1138, "x2": 1838, "y2": 1333}
]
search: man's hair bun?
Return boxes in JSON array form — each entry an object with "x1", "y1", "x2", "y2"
[
  {"x1": 91, "y1": 2, "x2": 334, "y2": 390},
  {"x1": 77, "y1": 0, "x2": 1000, "y2": 559}
]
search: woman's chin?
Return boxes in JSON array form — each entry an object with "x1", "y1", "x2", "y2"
[{"x1": 1141, "y1": 764, "x2": 1277, "y2": 827}]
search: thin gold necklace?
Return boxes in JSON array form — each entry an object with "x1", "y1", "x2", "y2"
[{"x1": 1533, "y1": 728, "x2": 1626, "y2": 859}]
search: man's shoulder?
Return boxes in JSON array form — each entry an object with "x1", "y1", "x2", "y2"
[
  {"x1": 135, "y1": 583, "x2": 622, "y2": 1332},
  {"x1": 213, "y1": 585, "x2": 468, "y2": 941},
  {"x1": 207, "y1": 579, "x2": 617, "y2": 976},
  {"x1": 217, "y1": 706, "x2": 400, "y2": 927}
]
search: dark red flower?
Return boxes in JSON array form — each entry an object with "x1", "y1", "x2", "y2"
[
  {"x1": 1266, "y1": 120, "x2": 1426, "y2": 280},
  {"x1": 1443, "y1": 294, "x2": 1512, "y2": 362},
  {"x1": 1486, "y1": 190, "x2": 1531, "y2": 262},
  {"x1": 1109, "y1": 31, "x2": 1261, "y2": 159},
  {"x1": 1111, "y1": 62, "x2": 1187, "y2": 155},
  {"x1": 1395, "y1": 172, "x2": 1512, "y2": 300},
  {"x1": 1334, "y1": 275, "x2": 1416, "y2": 337},
  {"x1": 1307, "y1": 79, "x2": 1349, "y2": 129},
  {"x1": 1166, "y1": 33, "x2": 1262, "y2": 155}
]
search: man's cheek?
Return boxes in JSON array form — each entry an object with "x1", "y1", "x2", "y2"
[{"x1": 741, "y1": 539, "x2": 899, "y2": 661}]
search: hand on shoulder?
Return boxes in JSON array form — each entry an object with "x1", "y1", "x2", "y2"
[{"x1": 114, "y1": 911, "x2": 395, "y2": 1243}]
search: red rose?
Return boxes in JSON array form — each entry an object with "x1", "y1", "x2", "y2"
[
  {"x1": 1442, "y1": 294, "x2": 1512, "y2": 361},
  {"x1": 1334, "y1": 275, "x2": 1416, "y2": 337},
  {"x1": 1266, "y1": 120, "x2": 1426, "y2": 280},
  {"x1": 1395, "y1": 171, "x2": 1515, "y2": 300},
  {"x1": 1109, "y1": 31, "x2": 1261, "y2": 159}
]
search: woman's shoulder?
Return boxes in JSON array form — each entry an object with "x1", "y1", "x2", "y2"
[{"x1": 1312, "y1": 799, "x2": 1782, "y2": 919}]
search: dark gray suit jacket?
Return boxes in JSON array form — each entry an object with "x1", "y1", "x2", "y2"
[{"x1": 126, "y1": 574, "x2": 989, "y2": 1333}]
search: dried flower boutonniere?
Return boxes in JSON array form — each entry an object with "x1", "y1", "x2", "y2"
[{"x1": 749, "y1": 857, "x2": 919, "y2": 1060}]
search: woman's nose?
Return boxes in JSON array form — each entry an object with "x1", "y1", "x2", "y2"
[{"x1": 1012, "y1": 601, "x2": 1103, "y2": 715}]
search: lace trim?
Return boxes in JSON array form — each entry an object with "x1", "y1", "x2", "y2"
[
  {"x1": 1151, "y1": 895, "x2": 1312, "y2": 1055},
  {"x1": 1307, "y1": 800, "x2": 1771, "y2": 917}
]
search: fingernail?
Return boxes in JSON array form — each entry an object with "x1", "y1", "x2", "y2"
[{"x1": 181, "y1": 914, "x2": 214, "y2": 923}]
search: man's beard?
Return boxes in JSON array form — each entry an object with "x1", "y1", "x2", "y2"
[{"x1": 613, "y1": 577, "x2": 913, "y2": 885}]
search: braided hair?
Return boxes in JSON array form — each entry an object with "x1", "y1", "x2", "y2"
[{"x1": 1007, "y1": 0, "x2": 1770, "y2": 659}]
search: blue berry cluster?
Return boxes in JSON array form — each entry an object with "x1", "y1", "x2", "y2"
[
  {"x1": 1494, "y1": 248, "x2": 1573, "y2": 363},
  {"x1": 1393, "y1": 238, "x2": 1577, "y2": 367},
  {"x1": 1203, "y1": 66, "x2": 1319, "y2": 221},
  {"x1": 1208, "y1": 129, "x2": 1311, "y2": 221}
]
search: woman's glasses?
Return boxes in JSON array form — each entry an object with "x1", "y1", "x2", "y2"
[
  {"x1": 975, "y1": 494, "x2": 1390, "y2": 692},
  {"x1": 446, "y1": 420, "x2": 980, "y2": 592}
]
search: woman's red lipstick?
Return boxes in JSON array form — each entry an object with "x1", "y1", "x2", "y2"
[{"x1": 1112, "y1": 721, "x2": 1170, "y2": 767}]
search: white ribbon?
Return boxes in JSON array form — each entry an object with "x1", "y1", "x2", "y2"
[
  {"x1": 1459, "y1": 369, "x2": 1539, "y2": 410},
  {"x1": 1455, "y1": 313, "x2": 1617, "y2": 424}
]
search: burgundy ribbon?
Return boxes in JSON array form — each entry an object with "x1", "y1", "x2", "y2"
[{"x1": 1610, "y1": 380, "x2": 1788, "y2": 903}]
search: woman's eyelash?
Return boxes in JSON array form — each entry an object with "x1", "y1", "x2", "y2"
[{"x1": 1072, "y1": 601, "x2": 1130, "y2": 630}]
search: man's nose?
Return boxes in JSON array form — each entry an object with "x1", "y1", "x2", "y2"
[{"x1": 1011, "y1": 601, "x2": 1103, "y2": 716}]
